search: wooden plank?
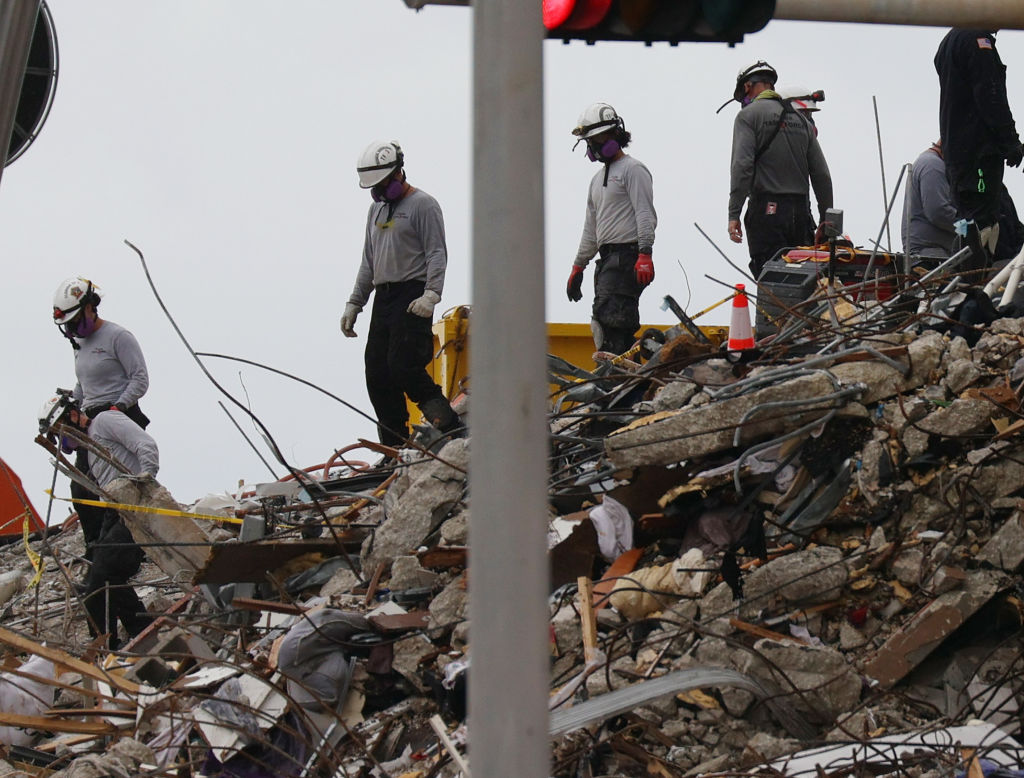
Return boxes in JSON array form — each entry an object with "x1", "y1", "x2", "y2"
[
  {"x1": 729, "y1": 618, "x2": 809, "y2": 645},
  {"x1": 593, "y1": 548, "x2": 643, "y2": 611},
  {"x1": 231, "y1": 597, "x2": 305, "y2": 616},
  {"x1": 577, "y1": 576, "x2": 598, "y2": 663},
  {"x1": 0, "y1": 627, "x2": 140, "y2": 695},
  {"x1": 0, "y1": 711, "x2": 118, "y2": 735},
  {"x1": 417, "y1": 546, "x2": 467, "y2": 570},
  {"x1": 368, "y1": 612, "x2": 430, "y2": 634}
]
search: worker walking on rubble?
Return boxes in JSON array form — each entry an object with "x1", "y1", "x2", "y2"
[
  {"x1": 935, "y1": 28, "x2": 1024, "y2": 270},
  {"x1": 566, "y1": 102, "x2": 656, "y2": 355},
  {"x1": 38, "y1": 393, "x2": 155, "y2": 650},
  {"x1": 726, "y1": 61, "x2": 833, "y2": 280},
  {"x1": 51, "y1": 276, "x2": 151, "y2": 565},
  {"x1": 340, "y1": 140, "x2": 460, "y2": 447}
]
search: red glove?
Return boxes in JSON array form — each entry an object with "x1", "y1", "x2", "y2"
[
  {"x1": 634, "y1": 253, "x2": 654, "y2": 286},
  {"x1": 566, "y1": 265, "x2": 584, "y2": 302}
]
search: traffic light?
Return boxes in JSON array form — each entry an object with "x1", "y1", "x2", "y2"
[{"x1": 543, "y1": 0, "x2": 775, "y2": 45}]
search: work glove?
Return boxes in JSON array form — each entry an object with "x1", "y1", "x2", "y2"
[
  {"x1": 814, "y1": 221, "x2": 827, "y2": 245},
  {"x1": 340, "y1": 303, "x2": 361, "y2": 337},
  {"x1": 407, "y1": 289, "x2": 441, "y2": 318},
  {"x1": 566, "y1": 265, "x2": 585, "y2": 302},
  {"x1": 634, "y1": 253, "x2": 654, "y2": 286},
  {"x1": 1007, "y1": 141, "x2": 1024, "y2": 169}
]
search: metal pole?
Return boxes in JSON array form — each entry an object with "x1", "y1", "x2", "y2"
[
  {"x1": 469, "y1": 2, "x2": 549, "y2": 778},
  {"x1": 0, "y1": 0, "x2": 40, "y2": 187},
  {"x1": 775, "y1": 0, "x2": 1024, "y2": 28}
]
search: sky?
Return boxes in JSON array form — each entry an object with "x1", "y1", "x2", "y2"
[{"x1": 1, "y1": 2, "x2": 1022, "y2": 515}]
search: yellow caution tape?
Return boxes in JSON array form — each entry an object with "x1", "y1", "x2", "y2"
[
  {"x1": 22, "y1": 511, "x2": 43, "y2": 587},
  {"x1": 47, "y1": 492, "x2": 243, "y2": 526}
]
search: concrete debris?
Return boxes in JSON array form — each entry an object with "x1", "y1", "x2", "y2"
[{"x1": 13, "y1": 278, "x2": 1024, "y2": 776}]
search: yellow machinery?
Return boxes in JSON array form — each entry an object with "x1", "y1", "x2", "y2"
[{"x1": 408, "y1": 306, "x2": 728, "y2": 423}]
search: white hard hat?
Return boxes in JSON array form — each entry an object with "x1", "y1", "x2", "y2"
[
  {"x1": 734, "y1": 60, "x2": 778, "y2": 101},
  {"x1": 52, "y1": 276, "x2": 101, "y2": 325},
  {"x1": 572, "y1": 102, "x2": 623, "y2": 139},
  {"x1": 778, "y1": 85, "x2": 821, "y2": 112},
  {"x1": 356, "y1": 140, "x2": 404, "y2": 189},
  {"x1": 38, "y1": 390, "x2": 75, "y2": 434}
]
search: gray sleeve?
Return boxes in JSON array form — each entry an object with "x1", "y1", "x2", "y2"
[
  {"x1": 807, "y1": 135, "x2": 833, "y2": 222},
  {"x1": 573, "y1": 186, "x2": 598, "y2": 267},
  {"x1": 729, "y1": 112, "x2": 756, "y2": 220},
  {"x1": 415, "y1": 196, "x2": 448, "y2": 296},
  {"x1": 625, "y1": 161, "x2": 657, "y2": 252},
  {"x1": 919, "y1": 162, "x2": 957, "y2": 229},
  {"x1": 347, "y1": 208, "x2": 376, "y2": 309},
  {"x1": 119, "y1": 414, "x2": 160, "y2": 476},
  {"x1": 111, "y1": 329, "x2": 149, "y2": 408}
]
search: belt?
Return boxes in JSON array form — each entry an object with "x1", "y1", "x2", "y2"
[
  {"x1": 374, "y1": 280, "x2": 424, "y2": 294},
  {"x1": 598, "y1": 242, "x2": 639, "y2": 257}
]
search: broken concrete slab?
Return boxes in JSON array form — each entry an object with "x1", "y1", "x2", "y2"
[
  {"x1": 863, "y1": 569, "x2": 1005, "y2": 689},
  {"x1": 916, "y1": 398, "x2": 994, "y2": 438},
  {"x1": 738, "y1": 639, "x2": 862, "y2": 722},
  {"x1": 105, "y1": 476, "x2": 211, "y2": 589},
  {"x1": 977, "y1": 511, "x2": 1024, "y2": 571},
  {"x1": 361, "y1": 439, "x2": 469, "y2": 575},
  {"x1": 741, "y1": 546, "x2": 847, "y2": 618},
  {"x1": 605, "y1": 373, "x2": 836, "y2": 469}
]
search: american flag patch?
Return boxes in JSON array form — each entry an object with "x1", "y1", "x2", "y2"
[{"x1": 978, "y1": 37, "x2": 993, "y2": 49}]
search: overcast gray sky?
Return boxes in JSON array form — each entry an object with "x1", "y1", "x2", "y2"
[{"x1": 1, "y1": 2, "x2": 1021, "y2": 515}]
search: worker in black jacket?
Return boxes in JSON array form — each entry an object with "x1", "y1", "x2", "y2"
[{"x1": 935, "y1": 29, "x2": 1024, "y2": 266}]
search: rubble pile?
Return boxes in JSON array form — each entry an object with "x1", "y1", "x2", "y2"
[{"x1": 4, "y1": 288, "x2": 1024, "y2": 776}]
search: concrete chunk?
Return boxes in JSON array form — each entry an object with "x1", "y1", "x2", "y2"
[
  {"x1": 605, "y1": 373, "x2": 834, "y2": 468},
  {"x1": 863, "y1": 569, "x2": 1004, "y2": 689},
  {"x1": 977, "y1": 511, "x2": 1024, "y2": 571}
]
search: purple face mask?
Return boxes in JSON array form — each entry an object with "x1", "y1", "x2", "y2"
[
  {"x1": 586, "y1": 138, "x2": 621, "y2": 162},
  {"x1": 371, "y1": 177, "x2": 405, "y2": 203},
  {"x1": 59, "y1": 434, "x2": 78, "y2": 454},
  {"x1": 75, "y1": 313, "x2": 98, "y2": 337}
]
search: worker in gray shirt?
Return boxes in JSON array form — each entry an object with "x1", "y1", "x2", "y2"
[
  {"x1": 566, "y1": 103, "x2": 656, "y2": 355},
  {"x1": 902, "y1": 141, "x2": 958, "y2": 267},
  {"x1": 52, "y1": 276, "x2": 151, "y2": 564},
  {"x1": 38, "y1": 395, "x2": 156, "y2": 649},
  {"x1": 340, "y1": 140, "x2": 459, "y2": 447},
  {"x1": 727, "y1": 61, "x2": 833, "y2": 279}
]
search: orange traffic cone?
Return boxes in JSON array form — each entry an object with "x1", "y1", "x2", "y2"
[{"x1": 728, "y1": 284, "x2": 755, "y2": 350}]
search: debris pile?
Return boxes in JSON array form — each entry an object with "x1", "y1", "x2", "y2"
[{"x1": 4, "y1": 266, "x2": 1024, "y2": 776}]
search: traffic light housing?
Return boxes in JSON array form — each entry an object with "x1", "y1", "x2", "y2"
[{"x1": 543, "y1": 0, "x2": 775, "y2": 45}]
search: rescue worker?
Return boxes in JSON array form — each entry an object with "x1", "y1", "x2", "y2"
[
  {"x1": 340, "y1": 140, "x2": 459, "y2": 447},
  {"x1": 935, "y1": 28, "x2": 1024, "y2": 268},
  {"x1": 727, "y1": 61, "x2": 833, "y2": 280},
  {"x1": 902, "y1": 141, "x2": 958, "y2": 267},
  {"x1": 51, "y1": 276, "x2": 150, "y2": 561},
  {"x1": 38, "y1": 393, "x2": 155, "y2": 650},
  {"x1": 566, "y1": 102, "x2": 656, "y2": 355}
]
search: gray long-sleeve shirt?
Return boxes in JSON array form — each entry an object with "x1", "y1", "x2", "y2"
[
  {"x1": 728, "y1": 92, "x2": 833, "y2": 221},
  {"x1": 87, "y1": 409, "x2": 160, "y2": 488},
  {"x1": 71, "y1": 320, "x2": 149, "y2": 412},
  {"x1": 573, "y1": 155, "x2": 657, "y2": 267},
  {"x1": 902, "y1": 147, "x2": 957, "y2": 257},
  {"x1": 347, "y1": 188, "x2": 448, "y2": 309}
]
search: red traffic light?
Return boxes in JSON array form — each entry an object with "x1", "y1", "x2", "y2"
[{"x1": 543, "y1": 0, "x2": 613, "y2": 31}]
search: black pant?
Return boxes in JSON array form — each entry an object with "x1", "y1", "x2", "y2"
[
  {"x1": 73, "y1": 403, "x2": 149, "y2": 561},
  {"x1": 365, "y1": 281, "x2": 448, "y2": 447},
  {"x1": 593, "y1": 243, "x2": 643, "y2": 355},
  {"x1": 947, "y1": 156, "x2": 1005, "y2": 230},
  {"x1": 744, "y1": 194, "x2": 814, "y2": 279},
  {"x1": 83, "y1": 510, "x2": 151, "y2": 649}
]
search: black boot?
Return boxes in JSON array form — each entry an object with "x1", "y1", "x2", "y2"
[{"x1": 418, "y1": 396, "x2": 461, "y2": 434}]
